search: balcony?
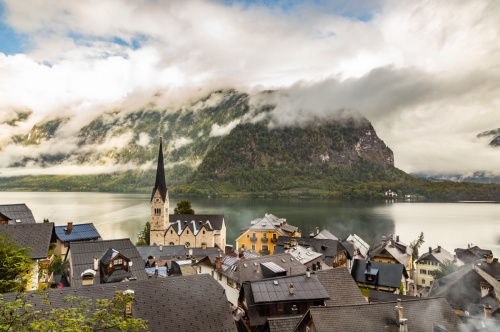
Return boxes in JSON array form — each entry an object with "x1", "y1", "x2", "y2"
[
  {"x1": 250, "y1": 237, "x2": 258, "y2": 243},
  {"x1": 259, "y1": 249, "x2": 270, "y2": 255},
  {"x1": 40, "y1": 254, "x2": 55, "y2": 270},
  {"x1": 270, "y1": 238, "x2": 278, "y2": 243},
  {"x1": 261, "y1": 237, "x2": 268, "y2": 243}
]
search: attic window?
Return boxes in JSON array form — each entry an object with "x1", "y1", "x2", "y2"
[
  {"x1": 114, "y1": 258, "x2": 123, "y2": 266},
  {"x1": 187, "y1": 230, "x2": 190, "y2": 234}
]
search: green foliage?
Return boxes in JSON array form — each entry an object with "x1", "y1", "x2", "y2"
[
  {"x1": 429, "y1": 260, "x2": 460, "y2": 280},
  {"x1": 136, "y1": 222, "x2": 150, "y2": 246},
  {"x1": 174, "y1": 200, "x2": 195, "y2": 214},
  {"x1": 0, "y1": 235, "x2": 33, "y2": 293},
  {"x1": 48, "y1": 255, "x2": 68, "y2": 276},
  {"x1": 0, "y1": 291, "x2": 148, "y2": 331},
  {"x1": 409, "y1": 232, "x2": 425, "y2": 262}
]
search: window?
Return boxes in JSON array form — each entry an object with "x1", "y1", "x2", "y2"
[
  {"x1": 272, "y1": 233, "x2": 277, "y2": 239},
  {"x1": 199, "y1": 266, "x2": 202, "y2": 273},
  {"x1": 114, "y1": 258, "x2": 123, "y2": 266},
  {"x1": 252, "y1": 232, "x2": 256, "y2": 238},
  {"x1": 262, "y1": 245, "x2": 268, "y2": 251},
  {"x1": 203, "y1": 230, "x2": 206, "y2": 234},
  {"x1": 185, "y1": 242, "x2": 190, "y2": 247},
  {"x1": 420, "y1": 269, "x2": 427, "y2": 275},
  {"x1": 218, "y1": 272, "x2": 222, "y2": 281},
  {"x1": 252, "y1": 244, "x2": 255, "y2": 250},
  {"x1": 187, "y1": 230, "x2": 190, "y2": 234},
  {"x1": 277, "y1": 303, "x2": 284, "y2": 311},
  {"x1": 247, "y1": 234, "x2": 249, "y2": 238},
  {"x1": 170, "y1": 230, "x2": 173, "y2": 234},
  {"x1": 154, "y1": 208, "x2": 161, "y2": 216},
  {"x1": 422, "y1": 279, "x2": 426, "y2": 284},
  {"x1": 169, "y1": 242, "x2": 174, "y2": 245}
]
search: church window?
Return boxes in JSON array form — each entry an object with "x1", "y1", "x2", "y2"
[
  {"x1": 170, "y1": 230, "x2": 173, "y2": 234},
  {"x1": 203, "y1": 230, "x2": 206, "y2": 234},
  {"x1": 185, "y1": 242, "x2": 191, "y2": 248},
  {"x1": 187, "y1": 230, "x2": 189, "y2": 234},
  {"x1": 169, "y1": 242, "x2": 174, "y2": 245},
  {"x1": 154, "y1": 208, "x2": 161, "y2": 216}
]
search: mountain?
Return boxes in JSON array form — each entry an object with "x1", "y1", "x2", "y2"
[
  {"x1": 1, "y1": 89, "x2": 499, "y2": 200},
  {"x1": 477, "y1": 128, "x2": 500, "y2": 147}
]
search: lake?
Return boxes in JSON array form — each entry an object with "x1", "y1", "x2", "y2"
[{"x1": 0, "y1": 192, "x2": 498, "y2": 258}]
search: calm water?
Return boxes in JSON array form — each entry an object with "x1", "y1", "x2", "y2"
[{"x1": 0, "y1": 192, "x2": 498, "y2": 257}]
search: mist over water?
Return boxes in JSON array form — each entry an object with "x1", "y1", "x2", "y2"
[{"x1": 0, "y1": 192, "x2": 498, "y2": 257}]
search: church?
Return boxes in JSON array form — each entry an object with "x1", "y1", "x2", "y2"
[{"x1": 149, "y1": 137, "x2": 227, "y2": 249}]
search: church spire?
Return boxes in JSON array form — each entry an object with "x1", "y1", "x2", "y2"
[{"x1": 151, "y1": 136, "x2": 168, "y2": 202}]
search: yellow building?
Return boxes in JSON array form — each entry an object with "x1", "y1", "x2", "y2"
[
  {"x1": 235, "y1": 214, "x2": 300, "y2": 255},
  {"x1": 415, "y1": 246, "x2": 462, "y2": 287}
]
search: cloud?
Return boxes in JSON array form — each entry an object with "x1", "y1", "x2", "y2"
[
  {"x1": 0, "y1": 0, "x2": 498, "y2": 176},
  {"x1": 210, "y1": 119, "x2": 241, "y2": 137}
]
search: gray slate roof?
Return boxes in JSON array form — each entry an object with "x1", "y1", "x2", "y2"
[
  {"x1": 167, "y1": 214, "x2": 225, "y2": 234},
  {"x1": 296, "y1": 298, "x2": 464, "y2": 332},
  {"x1": 368, "y1": 289, "x2": 418, "y2": 303},
  {"x1": 136, "y1": 244, "x2": 221, "y2": 262},
  {"x1": 2, "y1": 275, "x2": 237, "y2": 332},
  {"x1": 54, "y1": 223, "x2": 101, "y2": 243},
  {"x1": 0, "y1": 222, "x2": 54, "y2": 259},
  {"x1": 264, "y1": 316, "x2": 302, "y2": 332},
  {"x1": 0, "y1": 204, "x2": 36, "y2": 224},
  {"x1": 351, "y1": 259, "x2": 408, "y2": 289},
  {"x1": 250, "y1": 274, "x2": 330, "y2": 304},
  {"x1": 69, "y1": 238, "x2": 148, "y2": 287},
  {"x1": 222, "y1": 253, "x2": 307, "y2": 283},
  {"x1": 367, "y1": 236, "x2": 411, "y2": 266},
  {"x1": 314, "y1": 268, "x2": 366, "y2": 306},
  {"x1": 416, "y1": 246, "x2": 456, "y2": 264},
  {"x1": 275, "y1": 236, "x2": 350, "y2": 266},
  {"x1": 455, "y1": 246, "x2": 493, "y2": 264}
]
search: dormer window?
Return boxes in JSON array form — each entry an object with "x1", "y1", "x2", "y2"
[
  {"x1": 114, "y1": 258, "x2": 123, "y2": 267},
  {"x1": 99, "y1": 248, "x2": 133, "y2": 284}
]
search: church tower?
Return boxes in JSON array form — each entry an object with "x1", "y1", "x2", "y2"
[{"x1": 150, "y1": 136, "x2": 169, "y2": 245}]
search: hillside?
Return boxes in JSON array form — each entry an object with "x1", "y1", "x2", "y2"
[{"x1": 1, "y1": 89, "x2": 500, "y2": 200}]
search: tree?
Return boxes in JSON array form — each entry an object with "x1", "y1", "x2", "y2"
[
  {"x1": 0, "y1": 235, "x2": 33, "y2": 293},
  {"x1": 174, "y1": 200, "x2": 195, "y2": 214},
  {"x1": 135, "y1": 222, "x2": 150, "y2": 246},
  {"x1": 0, "y1": 291, "x2": 148, "y2": 331},
  {"x1": 409, "y1": 232, "x2": 425, "y2": 262},
  {"x1": 48, "y1": 255, "x2": 68, "y2": 276},
  {"x1": 429, "y1": 260, "x2": 460, "y2": 280}
]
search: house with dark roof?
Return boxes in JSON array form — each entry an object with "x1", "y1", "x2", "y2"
[
  {"x1": 53, "y1": 222, "x2": 101, "y2": 260},
  {"x1": 261, "y1": 316, "x2": 302, "y2": 332},
  {"x1": 0, "y1": 222, "x2": 55, "y2": 290},
  {"x1": 314, "y1": 267, "x2": 366, "y2": 306},
  {"x1": 294, "y1": 297, "x2": 464, "y2": 332},
  {"x1": 163, "y1": 214, "x2": 227, "y2": 249},
  {"x1": 455, "y1": 245, "x2": 493, "y2": 264},
  {"x1": 0, "y1": 203, "x2": 37, "y2": 224},
  {"x1": 416, "y1": 245, "x2": 462, "y2": 288},
  {"x1": 238, "y1": 273, "x2": 330, "y2": 331},
  {"x1": 1, "y1": 275, "x2": 237, "y2": 332},
  {"x1": 196, "y1": 252, "x2": 307, "y2": 306},
  {"x1": 429, "y1": 256, "x2": 500, "y2": 321},
  {"x1": 275, "y1": 236, "x2": 351, "y2": 269},
  {"x1": 367, "y1": 234, "x2": 413, "y2": 272},
  {"x1": 67, "y1": 238, "x2": 148, "y2": 287},
  {"x1": 368, "y1": 289, "x2": 417, "y2": 303},
  {"x1": 351, "y1": 259, "x2": 409, "y2": 294}
]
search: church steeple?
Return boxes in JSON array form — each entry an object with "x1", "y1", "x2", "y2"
[
  {"x1": 151, "y1": 136, "x2": 168, "y2": 202},
  {"x1": 150, "y1": 136, "x2": 169, "y2": 245}
]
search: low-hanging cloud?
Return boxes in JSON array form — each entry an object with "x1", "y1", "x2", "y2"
[{"x1": 0, "y1": 0, "x2": 498, "y2": 176}]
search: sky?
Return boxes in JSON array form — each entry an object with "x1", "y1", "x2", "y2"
[{"x1": 0, "y1": 0, "x2": 499, "y2": 177}]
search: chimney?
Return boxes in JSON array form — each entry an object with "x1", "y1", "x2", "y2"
[
  {"x1": 453, "y1": 255, "x2": 457, "y2": 263},
  {"x1": 390, "y1": 239, "x2": 395, "y2": 247},
  {"x1": 284, "y1": 242, "x2": 290, "y2": 250},
  {"x1": 255, "y1": 263, "x2": 259, "y2": 273},
  {"x1": 315, "y1": 227, "x2": 319, "y2": 235},
  {"x1": 123, "y1": 290, "x2": 134, "y2": 316},
  {"x1": 290, "y1": 239, "x2": 297, "y2": 247},
  {"x1": 189, "y1": 248, "x2": 193, "y2": 257},
  {"x1": 485, "y1": 254, "x2": 493, "y2": 264},
  {"x1": 309, "y1": 231, "x2": 315, "y2": 238},
  {"x1": 66, "y1": 222, "x2": 73, "y2": 234},
  {"x1": 437, "y1": 246, "x2": 441, "y2": 253},
  {"x1": 396, "y1": 299, "x2": 408, "y2": 332},
  {"x1": 481, "y1": 283, "x2": 490, "y2": 298},
  {"x1": 306, "y1": 268, "x2": 310, "y2": 278},
  {"x1": 484, "y1": 304, "x2": 492, "y2": 319},
  {"x1": 215, "y1": 252, "x2": 222, "y2": 271},
  {"x1": 396, "y1": 235, "x2": 400, "y2": 242},
  {"x1": 289, "y1": 283, "x2": 295, "y2": 295},
  {"x1": 238, "y1": 247, "x2": 244, "y2": 258},
  {"x1": 93, "y1": 257, "x2": 98, "y2": 271},
  {"x1": 291, "y1": 305, "x2": 298, "y2": 315},
  {"x1": 429, "y1": 247, "x2": 432, "y2": 255},
  {"x1": 191, "y1": 257, "x2": 196, "y2": 264},
  {"x1": 159, "y1": 244, "x2": 163, "y2": 251}
]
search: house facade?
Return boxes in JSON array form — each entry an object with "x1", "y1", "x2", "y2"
[
  {"x1": 236, "y1": 214, "x2": 301, "y2": 255},
  {"x1": 415, "y1": 245, "x2": 461, "y2": 287}
]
